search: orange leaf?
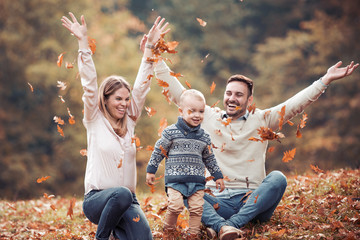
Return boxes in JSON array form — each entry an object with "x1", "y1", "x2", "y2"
[
  {"x1": 158, "y1": 117, "x2": 168, "y2": 136},
  {"x1": 50, "y1": 204, "x2": 57, "y2": 211},
  {"x1": 57, "y1": 124, "x2": 64, "y2": 137},
  {"x1": 131, "y1": 136, "x2": 141, "y2": 147},
  {"x1": 27, "y1": 82, "x2": 34, "y2": 92},
  {"x1": 132, "y1": 214, "x2": 140, "y2": 222},
  {"x1": 264, "y1": 110, "x2": 271, "y2": 119},
  {"x1": 166, "y1": 41, "x2": 179, "y2": 51},
  {"x1": 210, "y1": 100, "x2": 220, "y2": 108},
  {"x1": 156, "y1": 78, "x2": 169, "y2": 88},
  {"x1": 170, "y1": 71, "x2": 183, "y2": 78},
  {"x1": 53, "y1": 116, "x2": 65, "y2": 125},
  {"x1": 213, "y1": 203, "x2": 220, "y2": 210},
  {"x1": 185, "y1": 80, "x2": 192, "y2": 89},
  {"x1": 310, "y1": 164, "x2": 324, "y2": 173},
  {"x1": 268, "y1": 146, "x2": 275, "y2": 153},
  {"x1": 80, "y1": 149, "x2": 87, "y2": 156},
  {"x1": 146, "y1": 183, "x2": 156, "y2": 193},
  {"x1": 282, "y1": 148, "x2": 296, "y2": 162},
  {"x1": 177, "y1": 213, "x2": 189, "y2": 229},
  {"x1": 248, "y1": 137, "x2": 261, "y2": 142},
  {"x1": 254, "y1": 194, "x2": 259, "y2": 203},
  {"x1": 57, "y1": 52, "x2": 65, "y2": 67},
  {"x1": 67, "y1": 198, "x2": 76, "y2": 219},
  {"x1": 155, "y1": 175, "x2": 164, "y2": 181},
  {"x1": 230, "y1": 132, "x2": 235, "y2": 141},
  {"x1": 221, "y1": 117, "x2": 232, "y2": 127},
  {"x1": 247, "y1": 103, "x2": 256, "y2": 114},
  {"x1": 88, "y1": 37, "x2": 96, "y2": 54},
  {"x1": 300, "y1": 112, "x2": 308, "y2": 128},
  {"x1": 214, "y1": 129, "x2": 222, "y2": 136},
  {"x1": 117, "y1": 159, "x2": 123, "y2": 168},
  {"x1": 159, "y1": 145, "x2": 168, "y2": 158},
  {"x1": 146, "y1": 145, "x2": 155, "y2": 151},
  {"x1": 296, "y1": 124, "x2": 302, "y2": 138},
  {"x1": 247, "y1": 159, "x2": 255, "y2": 162},
  {"x1": 162, "y1": 89, "x2": 171, "y2": 104},
  {"x1": 201, "y1": 53, "x2": 210, "y2": 63},
  {"x1": 196, "y1": 17, "x2": 207, "y2": 27},
  {"x1": 43, "y1": 193, "x2": 55, "y2": 200},
  {"x1": 68, "y1": 116, "x2": 75, "y2": 125},
  {"x1": 57, "y1": 81, "x2": 67, "y2": 90},
  {"x1": 147, "y1": 74, "x2": 153, "y2": 81},
  {"x1": 65, "y1": 62, "x2": 74, "y2": 69},
  {"x1": 210, "y1": 81, "x2": 216, "y2": 94},
  {"x1": 205, "y1": 176, "x2": 214, "y2": 182},
  {"x1": 58, "y1": 95, "x2": 65, "y2": 103},
  {"x1": 37, "y1": 176, "x2": 50, "y2": 183},
  {"x1": 207, "y1": 145, "x2": 212, "y2": 154},
  {"x1": 286, "y1": 120, "x2": 294, "y2": 126},
  {"x1": 220, "y1": 143, "x2": 226, "y2": 152},
  {"x1": 277, "y1": 105, "x2": 286, "y2": 130}
]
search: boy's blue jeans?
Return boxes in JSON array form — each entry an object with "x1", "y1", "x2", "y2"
[
  {"x1": 83, "y1": 187, "x2": 153, "y2": 240},
  {"x1": 202, "y1": 171, "x2": 287, "y2": 232}
]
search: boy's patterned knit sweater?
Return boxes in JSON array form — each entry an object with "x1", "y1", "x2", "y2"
[{"x1": 147, "y1": 117, "x2": 223, "y2": 185}]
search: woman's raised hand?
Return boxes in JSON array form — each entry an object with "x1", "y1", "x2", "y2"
[
  {"x1": 61, "y1": 12, "x2": 88, "y2": 41},
  {"x1": 146, "y1": 16, "x2": 170, "y2": 46}
]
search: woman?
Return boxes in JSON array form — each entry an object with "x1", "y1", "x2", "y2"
[{"x1": 61, "y1": 12, "x2": 169, "y2": 240}]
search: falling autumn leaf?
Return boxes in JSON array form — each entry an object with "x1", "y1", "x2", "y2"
[
  {"x1": 65, "y1": 62, "x2": 74, "y2": 69},
  {"x1": 145, "y1": 106, "x2": 157, "y2": 117},
  {"x1": 185, "y1": 80, "x2": 192, "y2": 89},
  {"x1": 268, "y1": 146, "x2": 275, "y2": 153},
  {"x1": 201, "y1": 53, "x2": 210, "y2": 63},
  {"x1": 68, "y1": 116, "x2": 75, "y2": 125},
  {"x1": 57, "y1": 81, "x2": 67, "y2": 90},
  {"x1": 310, "y1": 164, "x2": 324, "y2": 173},
  {"x1": 37, "y1": 176, "x2": 50, "y2": 183},
  {"x1": 146, "y1": 145, "x2": 155, "y2": 151},
  {"x1": 220, "y1": 143, "x2": 226, "y2": 152},
  {"x1": 57, "y1": 124, "x2": 64, "y2": 137},
  {"x1": 166, "y1": 41, "x2": 179, "y2": 51},
  {"x1": 158, "y1": 117, "x2": 168, "y2": 136},
  {"x1": 50, "y1": 204, "x2": 57, "y2": 211},
  {"x1": 287, "y1": 120, "x2": 294, "y2": 126},
  {"x1": 58, "y1": 95, "x2": 65, "y2": 103},
  {"x1": 88, "y1": 37, "x2": 96, "y2": 54},
  {"x1": 67, "y1": 198, "x2": 76, "y2": 219},
  {"x1": 300, "y1": 112, "x2": 308, "y2": 128},
  {"x1": 57, "y1": 52, "x2": 65, "y2": 67},
  {"x1": 196, "y1": 17, "x2": 207, "y2": 27},
  {"x1": 131, "y1": 136, "x2": 141, "y2": 147},
  {"x1": 156, "y1": 78, "x2": 169, "y2": 88},
  {"x1": 210, "y1": 81, "x2": 216, "y2": 94},
  {"x1": 117, "y1": 159, "x2": 123, "y2": 168},
  {"x1": 43, "y1": 193, "x2": 55, "y2": 200},
  {"x1": 27, "y1": 82, "x2": 34, "y2": 92},
  {"x1": 162, "y1": 89, "x2": 171, "y2": 104},
  {"x1": 277, "y1": 105, "x2": 286, "y2": 130},
  {"x1": 214, "y1": 129, "x2": 222, "y2": 136},
  {"x1": 53, "y1": 116, "x2": 65, "y2": 125},
  {"x1": 80, "y1": 149, "x2": 87, "y2": 156},
  {"x1": 282, "y1": 148, "x2": 296, "y2": 162},
  {"x1": 159, "y1": 145, "x2": 168, "y2": 158},
  {"x1": 146, "y1": 183, "x2": 156, "y2": 193},
  {"x1": 221, "y1": 117, "x2": 232, "y2": 127},
  {"x1": 247, "y1": 103, "x2": 256, "y2": 114},
  {"x1": 170, "y1": 71, "x2": 183, "y2": 78},
  {"x1": 254, "y1": 194, "x2": 259, "y2": 203},
  {"x1": 209, "y1": 100, "x2": 220, "y2": 109},
  {"x1": 296, "y1": 124, "x2": 302, "y2": 138}
]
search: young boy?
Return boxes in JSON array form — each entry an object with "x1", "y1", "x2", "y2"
[{"x1": 146, "y1": 89, "x2": 225, "y2": 239}]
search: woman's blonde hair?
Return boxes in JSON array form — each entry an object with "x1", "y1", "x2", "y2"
[{"x1": 98, "y1": 75, "x2": 131, "y2": 137}]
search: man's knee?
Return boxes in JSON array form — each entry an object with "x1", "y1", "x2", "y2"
[{"x1": 267, "y1": 170, "x2": 287, "y2": 190}]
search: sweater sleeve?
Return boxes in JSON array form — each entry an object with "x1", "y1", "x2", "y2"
[
  {"x1": 202, "y1": 135, "x2": 223, "y2": 181},
  {"x1": 78, "y1": 49, "x2": 98, "y2": 122},
  {"x1": 127, "y1": 59, "x2": 154, "y2": 122},
  {"x1": 154, "y1": 60, "x2": 186, "y2": 106},
  {"x1": 146, "y1": 128, "x2": 172, "y2": 174},
  {"x1": 265, "y1": 80, "x2": 327, "y2": 130}
]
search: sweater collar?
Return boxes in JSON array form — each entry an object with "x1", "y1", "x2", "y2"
[
  {"x1": 222, "y1": 110, "x2": 249, "y2": 121},
  {"x1": 176, "y1": 116, "x2": 202, "y2": 134}
]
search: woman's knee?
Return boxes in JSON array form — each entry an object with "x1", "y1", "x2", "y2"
[{"x1": 111, "y1": 187, "x2": 133, "y2": 208}]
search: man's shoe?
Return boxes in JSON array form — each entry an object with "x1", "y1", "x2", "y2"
[
  {"x1": 219, "y1": 226, "x2": 240, "y2": 240},
  {"x1": 206, "y1": 227, "x2": 217, "y2": 239}
]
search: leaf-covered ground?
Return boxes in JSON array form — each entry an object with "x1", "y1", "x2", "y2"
[{"x1": 1, "y1": 168, "x2": 359, "y2": 239}]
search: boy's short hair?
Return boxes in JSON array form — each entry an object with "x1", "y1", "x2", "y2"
[{"x1": 179, "y1": 89, "x2": 206, "y2": 107}]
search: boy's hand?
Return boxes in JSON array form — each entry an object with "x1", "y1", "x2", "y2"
[
  {"x1": 216, "y1": 179, "x2": 225, "y2": 192},
  {"x1": 146, "y1": 173, "x2": 156, "y2": 185}
]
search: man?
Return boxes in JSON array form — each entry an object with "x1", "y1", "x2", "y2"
[{"x1": 152, "y1": 58, "x2": 358, "y2": 239}]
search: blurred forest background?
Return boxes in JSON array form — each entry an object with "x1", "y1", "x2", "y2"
[{"x1": 0, "y1": 0, "x2": 359, "y2": 200}]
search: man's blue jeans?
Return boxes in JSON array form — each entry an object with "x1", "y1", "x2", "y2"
[
  {"x1": 83, "y1": 187, "x2": 153, "y2": 240},
  {"x1": 202, "y1": 171, "x2": 287, "y2": 232}
]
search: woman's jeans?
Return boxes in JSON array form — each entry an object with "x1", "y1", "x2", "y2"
[
  {"x1": 202, "y1": 171, "x2": 287, "y2": 232},
  {"x1": 83, "y1": 187, "x2": 153, "y2": 240}
]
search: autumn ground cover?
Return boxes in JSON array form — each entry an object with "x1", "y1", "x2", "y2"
[{"x1": 0, "y1": 168, "x2": 359, "y2": 240}]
